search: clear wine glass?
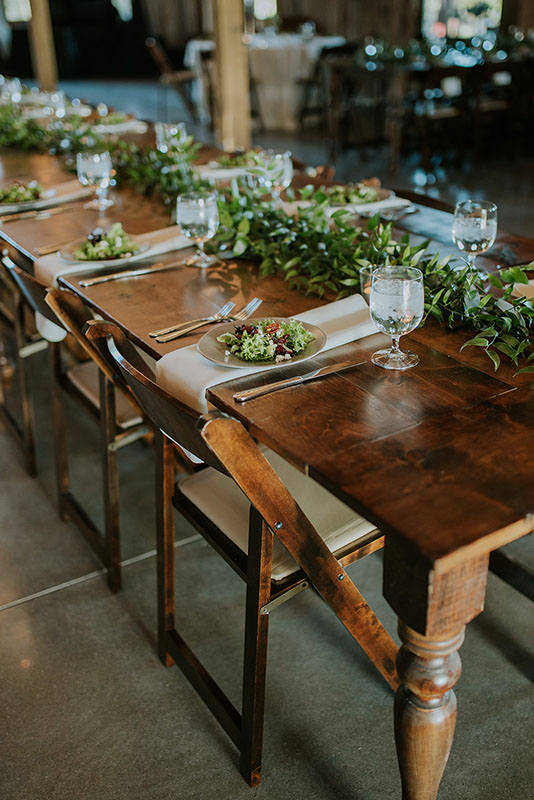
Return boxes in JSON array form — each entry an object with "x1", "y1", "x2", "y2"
[
  {"x1": 255, "y1": 150, "x2": 293, "y2": 205},
  {"x1": 369, "y1": 266, "x2": 424, "y2": 370},
  {"x1": 452, "y1": 199, "x2": 497, "y2": 270},
  {"x1": 76, "y1": 151, "x2": 114, "y2": 211},
  {"x1": 177, "y1": 191, "x2": 219, "y2": 268},
  {"x1": 155, "y1": 122, "x2": 188, "y2": 154}
]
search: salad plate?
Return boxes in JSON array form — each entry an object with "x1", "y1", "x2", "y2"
[
  {"x1": 60, "y1": 223, "x2": 151, "y2": 267},
  {"x1": 0, "y1": 184, "x2": 57, "y2": 214},
  {"x1": 198, "y1": 317, "x2": 326, "y2": 369}
]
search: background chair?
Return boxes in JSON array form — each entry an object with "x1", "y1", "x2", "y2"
[
  {"x1": 89, "y1": 321, "x2": 399, "y2": 787},
  {"x1": 0, "y1": 252, "x2": 48, "y2": 476},
  {"x1": 145, "y1": 36, "x2": 197, "y2": 121},
  {"x1": 43, "y1": 288, "x2": 151, "y2": 592}
]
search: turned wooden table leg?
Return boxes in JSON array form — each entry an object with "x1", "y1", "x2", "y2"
[
  {"x1": 394, "y1": 623, "x2": 464, "y2": 800},
  {"x1": 384, "y1": 535, "x2": 490, "y2": 800}
]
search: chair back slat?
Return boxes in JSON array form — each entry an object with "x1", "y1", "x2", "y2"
[
  {"x1": 2, "y1": 262, "x2": 64, "y2": 327},
  {"x1": 90, "y1": 321, "x2": 227, "y2": 471},
  {"x1": 145, "y1": 36, "x2": 175, "y2": 76},
  {"x1": 45, "y1": 288, "x2": 119, "y2": 384}
]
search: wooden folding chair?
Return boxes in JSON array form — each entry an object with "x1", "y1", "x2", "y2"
[
  {"x1": 145, "y1": 36, "x2": 197, "y2": 121},
  {"x1": 88, "y1": 321, "x2": 399, "y2": 787},
  {"x1": 41, "y1": 287, "x2": 152, "y2": 591},
  {"x1": 0, "y1": 252, "x2": 49, "y2": 475},
  {"x1": 1, "y1": 264, "x2": 150, "y2": 590}
]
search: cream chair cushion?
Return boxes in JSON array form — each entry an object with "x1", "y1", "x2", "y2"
[
  {"x1": 179, "y1": 449, "x2": 377, "y2": 582},
  {"x1": 67, "y1": 361, "x2": 143, "y2": 430}
]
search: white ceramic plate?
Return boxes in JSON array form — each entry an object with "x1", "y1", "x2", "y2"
[
  {"x1": 60, "y1": 239, "x2": 151, "y2": 267},
  {"x1": 197, "y1": 317, "x2": 326, "y2": 369},
  {"x1": 0, "y1": 187, "x2": 57, "y2": 214}
]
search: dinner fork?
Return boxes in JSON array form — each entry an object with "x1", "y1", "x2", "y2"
[
  {"x1": 156, "y1": 297, "x2": 263, "y2": 343},
  {"x1": 149, "y1": 301, "x2": 236, "y2": 338}
]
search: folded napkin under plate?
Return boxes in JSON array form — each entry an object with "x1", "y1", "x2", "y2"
[
  {"x1": 93, "y1": 120, "x2": 149, "y2": 135},
  {"x1": 193, "y1": 164, "x2": 249, "y2": 182},
  {"x1": 34, "y1": 226, "x2": 191, "y2": 342},
  {"x1": 281, "y1": 196, "x2": 412, "y2": 218},
  {"x1": 156, "y1": 294, "x2": 378, "y2": 413},
  {"x1": 0, "y1": 179, "x2": 91, "y2": 216}
]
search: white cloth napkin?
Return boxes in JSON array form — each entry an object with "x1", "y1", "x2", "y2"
[
  {"x1": 282, "y1": 196, "x2": 412, "y2": 218},
  {"x1": 34, "y1": 226, "x2": 191, "y2": 342},
  {"x1": 193, "y1": 164, "x2": 249, "y2": 182},
  {"x1": 511, "y1": 279, "x2": 534, "y2": 300},
  {"x1": 156, "y1": 294, "x2": 377, "y2": 413},
  {"x1": 93, "y1": 120, "x2": 148, "y2": 135},
  {"x1": 0, "y1": 179, "x2": 91, "y2": 215}
]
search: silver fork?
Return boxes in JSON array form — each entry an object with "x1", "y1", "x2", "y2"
[
  {"x1": 156, "y1": 297, "x2": 263, "y2": 343},
  {"x1": 150, "y1": 301, "x2": 236, "y2": 339}
]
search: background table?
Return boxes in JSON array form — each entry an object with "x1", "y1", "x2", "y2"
[{"x1": 184, "y1": 33, "x2": 344, "y2": 130}]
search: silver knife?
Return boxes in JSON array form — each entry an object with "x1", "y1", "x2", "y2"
[
  {"x1": 1, "y1": 204, "x2": 79, "y2": 223},
  {"x1": 233, "y1": 359, "x2": 365, "y2": 403},
  {"x1": 79, "y1": 260, "x2": 184, "y2": 287}
]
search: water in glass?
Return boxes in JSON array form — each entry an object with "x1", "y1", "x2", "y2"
[
  {"x1": 452, "y1": 199, "x2": 497, "y2": 269},
  {"x1": 177, "y1": 192, "x2": 219, "y2": 268},
  {"x1": 370, "y1": 266, "x2": 424, "y2": 370},
  {"x1": 76, "y1": 151, "x2": 114, "y2": 211}
]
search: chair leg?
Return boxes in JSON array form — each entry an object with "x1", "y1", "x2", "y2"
[
  {"x1": 49, "y1": 342, "x2": 70, "y2": 520},
  {"x1": 99, "y1": 372, "x2": 121, "y2": 593},
  {"x1": 240, "y1": 507, "x2": 273, "y2": 787},
  {"x1": 14, "y1": 294, "x2": 37, "y2": 476},
  {"x1": 156, "y1": 432, "x2": 176, "y2": 667}
]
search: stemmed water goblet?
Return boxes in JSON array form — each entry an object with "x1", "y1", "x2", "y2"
[
  {"x1": 177, "y1": 191, "x2": 219, "y2": 268},
  {"x1": 155, "y1": 121, "x2": 189, "y2": 178},
  {"x1": 155, "y1": 121, "x2": 188, "y2": 154},
  {"x1": 76, "y1": 151, "x2": 114, "y2": 212},
  {"x1": 369, "y1": 266, "x2": 424, "y2": 370},
  {"x1": 254, "y1": 149, "x2": 293, "y2": 205},
  {"x1": 452, "y1": 199, "x2": 497, "y2": 270}
]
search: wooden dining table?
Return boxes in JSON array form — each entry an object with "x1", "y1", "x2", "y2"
[{"x1": 1, "y1": 146, "x2": 533, "y2": 799}]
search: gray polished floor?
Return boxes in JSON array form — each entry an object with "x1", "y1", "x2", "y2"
[{"x1": 0, "y1": 342, "x2": 533, "y2": 799}]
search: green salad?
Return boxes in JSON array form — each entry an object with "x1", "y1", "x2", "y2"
[
  {"x1": 74, "y1": 223, "x2": 140, "y2": 261},
  {"x1": 0, "y1": 180, "x2": 43, "y2": 204},
  {"x1": 98, "y1": 112, "x2": 129, "y2": 125},
  {"x1": 325, "y1": 182, "x2": 379, "y2": 205},
  {"x1": 217, "y1": 319, "x2": 314, "y2": 363},
  {"x1": 216, "y1": 149, "x2": 259, "y2": 168}
]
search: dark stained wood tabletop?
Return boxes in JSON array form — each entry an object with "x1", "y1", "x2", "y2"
[{"x1": 2, "y1": 147, "x2": 534, "y2": 566}]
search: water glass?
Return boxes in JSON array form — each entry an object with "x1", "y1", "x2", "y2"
[
  {"x1": 177, "y1": 191, "x2": 219, "y2": 268},
  {"x1": 359, "y1": 264, "x2": 377, "y2": 305},
  {"x1": 369, "y1": 266, "x2": 424, "y2": 370},
  {"x1": 76, "y1": 151, "x2": 114, "y2": 211},
  {"x1": 452, "y1": 199, "x2": 497, "y2": 269},
  {"x1": 2, "y1": 78, "x2": 22, "y2": 104},
  {"x1": 255, "y1": 150, "x2": 293, "y2": 204},
  {"x1": 155, "y1": 122, "x2": 188, "y2": 154}
]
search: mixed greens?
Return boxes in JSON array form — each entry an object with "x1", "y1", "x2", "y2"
[
  {"x1": 73, "y1": 223, "x2": 140, "y2": 261},
  {"x1": 216, "y1": 149, "x2": 259, "y2": 168},
  {"x1": 0, "y1": 179, "x2": 43, "y2": 204},
  {"x1": 217, "y1": 318, "x2": 314, "y2": 363},
  {"x1": 325, "y1": 182, "x2": 379, "y2": 205}
]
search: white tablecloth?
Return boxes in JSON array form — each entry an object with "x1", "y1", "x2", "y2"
[{"x1": 184, "y1": 34, "x2": 344, "y2": 131}]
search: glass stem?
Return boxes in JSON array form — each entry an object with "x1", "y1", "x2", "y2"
[
  {"x1": 391, "y1": 335, "x2": 401, "y2": 354},
  {"x1": 467, "y1": 253, "x2": 476, "y2": 271},
  {"x1": 96, "y1": 185, "x2": 108, "y2": 210}
]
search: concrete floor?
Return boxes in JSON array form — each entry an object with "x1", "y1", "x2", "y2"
[{"x1": 0, "y1": 322, "x2": 533, "y2": 800}]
